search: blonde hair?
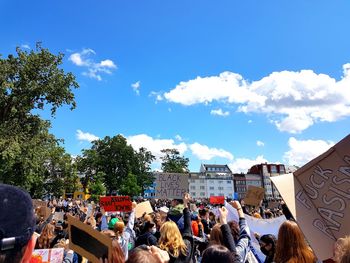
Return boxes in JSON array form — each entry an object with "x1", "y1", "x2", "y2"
[
  {"x1": 159, "y1": 221, "x2": 187, "y2": 258},
  {"x1": 334, "y1": 235, "x2": 350, "y2": 263},
  {"x1": 37, "y1": 224, "x2": 55, "y2": 249}
]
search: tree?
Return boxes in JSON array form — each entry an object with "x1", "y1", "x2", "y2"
[
  {"x1": 77, "y1": 135, "x2": 156, "y2": 196},
  {"x1": 0, "y1": 44, "x2": 79, "y2": 196},
  {"x1": 160, "y1": 148, "x2": 189, "y2": 173}
]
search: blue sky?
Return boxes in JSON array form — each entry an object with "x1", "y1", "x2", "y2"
[{"x1": 1, "y1": 0, "x2": 350, "y2": 172}]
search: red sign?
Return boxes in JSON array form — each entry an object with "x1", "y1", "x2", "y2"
[
  {"x1": 99, "y1": 196, "x2": 132, "y2": 212},
  {"x1": 210, "y1": 196, "x2": 225, "y2": 205}
]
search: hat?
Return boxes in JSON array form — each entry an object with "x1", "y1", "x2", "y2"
[
  {"x1": 108, "y1": 217, "x2": 119, "y2": 230},
  {"x1": 159, "y1": 206, "x2": 169, "y2": 214},
  {"x1": 0, "y1": 184, "x2": 36, "y2": 251}
]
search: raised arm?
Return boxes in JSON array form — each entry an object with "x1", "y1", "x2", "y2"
[{"x1": 182, "y1": 193, "x2": 192, "y2": 237}]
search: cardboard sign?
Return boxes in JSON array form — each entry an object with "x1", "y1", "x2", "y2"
[
  {"x1": 210, "y1": 196, "x2": 225, "y2": 205},
  {"x1": 155, "y1": 173, "x2": 189, "y2": 199},
  {"x1": 68, "y1": 215, "x2": 112, "y2": 263},
  {"x1": 267, "y1": 201, "x2": 280, "y2": 209},
  {"x1": 33, "y1": 199, "x2": 47, "y2": 209},
  {"x1": 135, "y1": 201, "x2": 154, "y2": 218},
  {"x1": 271, "y1": 134, "x2": 350, "y2": 261},
  {"x1": 31, "y1": 248, "x2": 64, "y2": 263},
  {"x1": 244, "y1": 186, "x2": 265, "y2": 206},
  {"x1": 99, "y1": 196, "x2": 132, "y2": 212}
]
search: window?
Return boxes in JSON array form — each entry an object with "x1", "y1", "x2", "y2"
[
  {"x1": 210, "y1": 193, "x2": 214, "y2": 196},
  {"x1": 279, "y1": 165, "x2": 286, "y2": 174},
  {"x1": 190, "y1": 179, "x2": 195, "y2": 183},
  {"x1": 200, "y1": 192, "x2": 205, "y2": 196},
  {"x1": 270, "y1": 165, "x2": 277, "y2": 173},
  {"x1": 209, "y1": 186, "x2": 214, "y2": 190},
  {"x1": 218, "y1": 180, "x2": 223, "y2": 184},
  {"x1": 200, "y1": 179, "x2": 205, "y2": 183},
  {"x1": 191, "y1": 192, "x2": 196, "y2": 197},
  {"x1": 218, "y1": 187, "x2": 224, "y2": 190},
  {"x1": 227, "y1": 180, "x2": 231, "y2": 184},
  {"x1": 190, "y1": 186, "x2": 196, "y2": 190},
  {"x1": 200, "y1": 186, "x2": 205, "y2": 190}
]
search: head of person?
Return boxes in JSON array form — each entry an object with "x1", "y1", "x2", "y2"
[
  {"x1": 209, "y1": 224, "x2": 224, "y2": 246},
  {"x1": 259, "y1": 234, "x2": 276, "y2": 256},
  {"x1": 158, "y1": 207, "x2": 169, "y2": 221},
  {"x1": 143, "y1": 221, "x2": 156, "y2": 235},
  {"x1": 95, "y1": 212, "x2": 103, "y2": 223},
  {"x1": 201, "y1": 244, "x2": 236, "y2": 263},
  {"x1": 199, "y1": 209, "x2": 209, "y2": 220},
  {"x1": 126, "y1": 246, "x2": 163, "y2": 263},
  {"x1": 86, "y1": 216, "x2": 96, "y2": 229},
  {"x1": 333, "y1": 235, "x2": 350, "y2": 263},
  {"x1": 37, "y1": 223, "x2": 55, "y2": 249},
  {"x1": 275, "y1": 220, "x2": 316, "y2": 263},
  {"x1": 171, "y1": 199, "x2": 182, "y2": 208},
  {"x1": 227, "y1": 220, "x2": 240, "y2": 242},
  {"x1": 114, "y1": 221, "x2": 125, "y2": 237},
  {"x1": 101, "y1": 230, "x2": 125, "y2": 263},
  {"x1": 159, "y1": 221, "x2": 187, "y2": 258},
  {"x1": 108, "y1": 217, "x2": 119, "y2": 230},
  {"x1": 0, "y1": 184, "x2": 37, "y2": 263},
  {"x1": 209, "y1": 212, "x2": 216, "y2": 222}
]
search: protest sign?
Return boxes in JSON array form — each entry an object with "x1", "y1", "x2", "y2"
[
  {"x1": 32, "y1": 199, "x2": 47, "y2": 209},
  {"x1": 155, "y1": 173, "x2": 189, "y2": 199},
  {"x1": 135, "y1": 201, "x2": 154, "y2": 218},
  {"x1": 31, "y1": 248, "x2": 64, "y2": 263},
  {"x1": 99, "y1": 196, "x2": 132, "y2": 212},
  {"x1": 53, "y1": 212, "x2": 64, "y2": 222},
  {"x1": 68, "y1": 215, "x2": 112, "y2": 263},
  {"x1": 271, "y1": 134, "x2": 350, "y2": 261},
  {"x1": 244, "y1": 185, "x2": 265, "y2": 206},
  {"x1": 267, "y1": 201, "x2": 280, "y2": 209},
  {"x1": 209, "y1": 196, "x2": 225, "y2": 205}
]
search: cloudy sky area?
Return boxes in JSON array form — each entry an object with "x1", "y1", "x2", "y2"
[{"x1": 1, "y1": 0, "x2": 349, "y2": 172}]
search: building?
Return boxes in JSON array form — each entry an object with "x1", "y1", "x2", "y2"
[
  {"x1": 189, "y1": 172, "x2": 207, "y2": 198},
  {"x1": 233, "y1": 173, "x2": 246, "y2": 200},
  {"x1": 200, "y1": 164, "x2": 234, "y2": 198},
  {"x1": 248, "y1": 163, "x2": 286, "y2": 200}
]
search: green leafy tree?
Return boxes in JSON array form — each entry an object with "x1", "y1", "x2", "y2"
[
  {"x1": 119, "y1": 172, "x2": 141, "y2": 196},
  {"x1": 135, "y1": 147, "x2": 155, "y2": 192},
  {"x1": 160, "y1": 148, "x2": 189, "y2": 173},
  {"x1": 0, "y1": 44, "x2": 78, "y2": 196}
]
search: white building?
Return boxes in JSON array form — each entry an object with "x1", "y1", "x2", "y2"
[{"x1": 188, "y1": 164, "x2": 234, "y2": 198}]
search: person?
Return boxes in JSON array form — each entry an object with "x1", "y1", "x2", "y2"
[
  {"x1": 0, "y1": 184, "x2": 37, "y2": 263},
  {"x1": 101, "y1": 230, "x2": 125, "y2": 263},
  {"x1": 135, "y1": 221, "x2": 158, "y2": 247},
  {"x1": 35, "y1": 223, "x2": 55, "y2": 249},
  {"x1": 201, "y1": 244, "x2": 236, "y2": 263},
  {"x1": 333, "y1": 235, "x2": 350, "y2": 263},
  {"x1": 126, "y1": 245, "x2": 170, "y2": 263},
  {"x1": 219, "y1": 201, "x2": 254, "y2": 263},
  {"x1": 274, "y1": 220, "x2": 316, "y2": 263},
  {"x1": 258, "y1": 234, "x2": 276, "y2": 263},
  {"x1": 208, "y1": 224, "x2": 224, "y2": 246},
  {"x1": 158, "y1": 193, "x2": 193, "y2": 263}
]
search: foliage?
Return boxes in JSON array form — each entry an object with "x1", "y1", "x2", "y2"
[
  {"x1": 77, "y1": 135, "x2": 155, "y2": 196},
  {"x1": 0, "y1": 44, "x2": 79, "y2": 197},
  {"x1": 160, "y1": 148, "x2": 189, "y2": 173}
]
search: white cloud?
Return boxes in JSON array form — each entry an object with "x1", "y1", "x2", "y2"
[
  {"x1": 126, "y1": 134, "x2": 187, "y2": 161},
  {"x1": 162, "y1": 64, "x2": 350, "y2": 133},
  {"x1": 175, "y1": 135, "x2": 183, "y2": 141},
  {"x1": 248, "y1": 120, "x2": 253, "y2": 124},
  {"x1": 229, "y1": 155, "x2": 268, "y2": 173},
  {"x1": 76, "y1": 129, "x2": 99, "y2": 142},
  {"x1": 131, "y1": 81, "x2": 141, "y2": 95},
  {"x1": 21, "y1": 44, "x2": 30, "y2": 49},
  {"x1": 69, "y1": 48, "x2": 117, "y2": 80},
  {"x1": 190, "y1": 143, "x2": 233, "y2": 161},
  {"x1": 149, "y1": 91, "x2": 163, "y2": 103},
  {"x1": 256, "y1": 140, "x2": 265, "y2": 147},
  {"x1": 210, "y1": 108, "x2": 230, "y2": 117},
  {"x1": 283, "y1": 137, "x2": 334, "y2": 166}
]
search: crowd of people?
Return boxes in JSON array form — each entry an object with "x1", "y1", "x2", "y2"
[{"x1": 0, "y1": 183, "x2": 349, "y2": 263}]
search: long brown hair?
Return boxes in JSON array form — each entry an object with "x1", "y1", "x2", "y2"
[
  {"x1": 209, "y1": 224, "x2": 224, "y2": 246},
  {"x1": 274, "y1": 220, "x2": 316, "y2": 263},
  {"x1": 37, "y1": 223, "x2": 55, "y2": 249}
]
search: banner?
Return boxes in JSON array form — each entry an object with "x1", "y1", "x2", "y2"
[
  {"x1": 68, "y1": 215, "x2": 112, "y2": 263},
  {"x1": 244, "y1": 186, "x2": 265, "y2": 206},
  {"x1": 99, "y1": 196, "x2": 132, "y2": 212},
  {"x1": 155, "y1": 173, "x2": 189, "y2": 199},
  {"x1": 271, "y1": 134, "x2": 350, "y2": 261},
  {"x1": 31, "y1": 248, "x2": 64, "y2": 263},
  {"x1": 135, "y1": 201, "x2": 154, "y2": 218},
  {"x1": 210, "y1": 196, "x2": 225, "y2": 205}
]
